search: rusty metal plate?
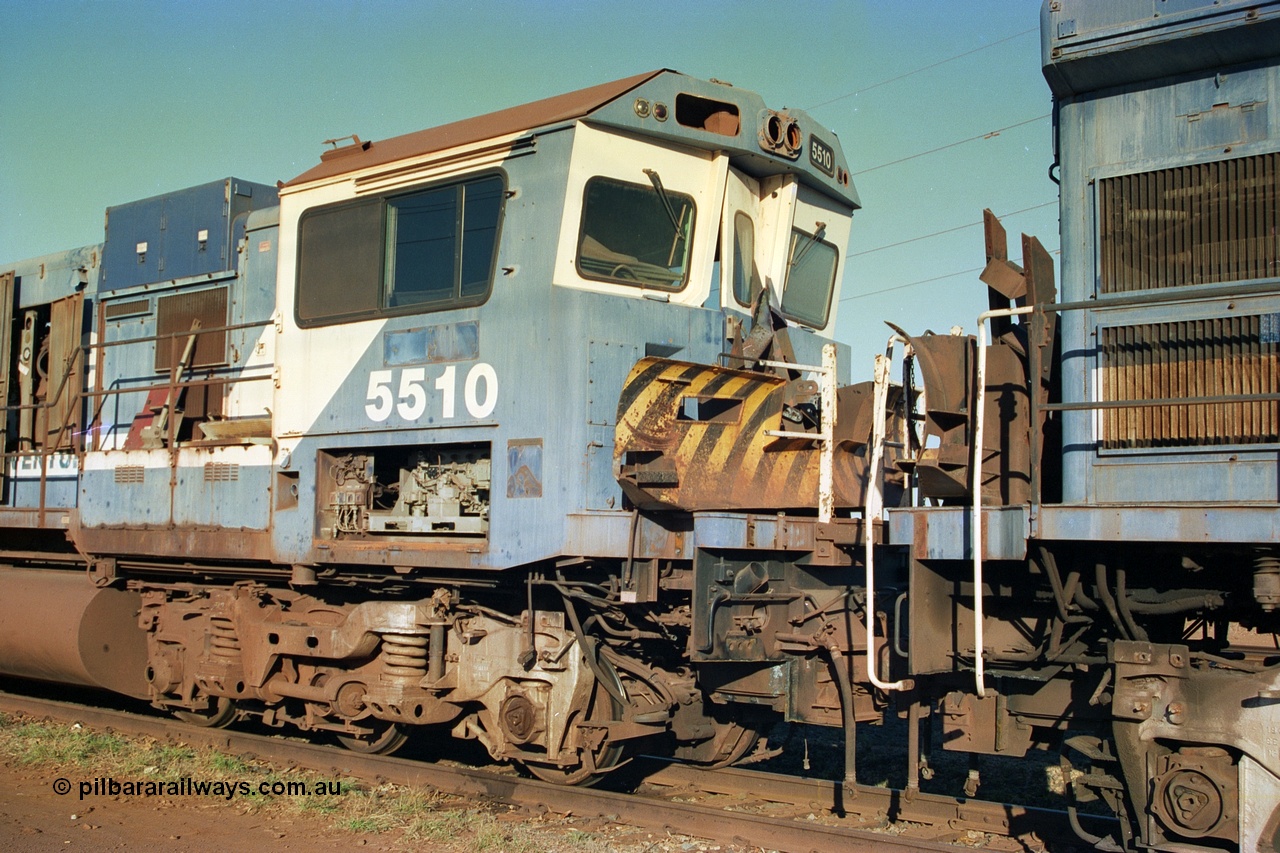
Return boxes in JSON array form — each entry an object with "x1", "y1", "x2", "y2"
[{"x1": 613, "y1": 357, "x2": 871, "y2": 511}]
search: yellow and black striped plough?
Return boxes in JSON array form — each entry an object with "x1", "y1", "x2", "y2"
[{"x1": 613, "y1": 357, "x2": 899, "y2": 512}]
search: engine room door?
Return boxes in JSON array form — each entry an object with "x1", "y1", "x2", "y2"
[
  {"x1": 719, "y1": 169, "x2": 765, "y2": 312},
  {"x1": 45, "y1": 293, "x2": 84, "y2": 451},
  {"x1": 0, "y1": 272, "x2": 12, "y2": 501}
]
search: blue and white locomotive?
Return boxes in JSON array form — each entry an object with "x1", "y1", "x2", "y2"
[
  {"x1": 0, "y1": 70, "x2": 868, "y2": 782},
  {"x1": 887, "y1": 3, "x2": 1280, "y2": 850}
]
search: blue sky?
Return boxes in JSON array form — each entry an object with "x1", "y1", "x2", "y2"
[{"x1": 0, "y1": 0, "x2": 1056, "y2": 366}]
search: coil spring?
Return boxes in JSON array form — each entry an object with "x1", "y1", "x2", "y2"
[
  {"x1": 209, "y1": 617, "x2": 241, "y2": 660},
  {"x1": 380, "y1": 633, "x2": 428, "y2": 679},
  {"x1": 1254, "y1": 554, "x2": 1280, "y2": 611}
]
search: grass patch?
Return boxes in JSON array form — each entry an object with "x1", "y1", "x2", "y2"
[
  {"x1": 341, "y1": 814, "x2": 396, "y2": 833},
  {"x1": 208, "y1": 751, "x2": 255, "y2": 775},
  {"x1": 0, "y1": 711, "x2": 636, "y2": 851},
  {"x1": 4, "y1": 722, "x2": 129, "y2": 767},
  {"x1": 406, "y1": 807, "x2": 471, "y2": 841}
]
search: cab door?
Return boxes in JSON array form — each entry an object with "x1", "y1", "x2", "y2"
[{"x1": 719, "y1": 168, "x2": 767, "y2": 312}]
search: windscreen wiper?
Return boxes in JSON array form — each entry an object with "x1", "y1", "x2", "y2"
[
  {"x1": 643, "y1": 168, "x2": 684, "y2": 236},
  {"x1": 789, "y1": 222, "x2": 828, "y2": 269}
]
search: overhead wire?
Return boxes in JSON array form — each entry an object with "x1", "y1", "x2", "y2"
[
  {"x1": 835, "y1": 115, "x2": 1056, "y2": 294},
  {"x1": 803, "y1": 24, "x2": 1048, "y2": 181},
  {"x1": 853, "y1": 114, "x2": 1051, "y2": 175},
  {"x1": 805, "y1": 27, "x2": 1037, "y2": 112},
  {"x1": 799, "y1": 24, "x2": 1054, "y2": 304},
  {"x1": 840, "y1": 248, "x2": 1061, "y2": 303},
  {"x1": 850, "y1": 201, "x2": 1057, "y2": 257},
  {"x1": 841, "y1": 266, "x2": 985, "y2": 302}
]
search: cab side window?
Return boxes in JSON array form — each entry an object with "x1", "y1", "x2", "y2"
[
  {"x1": 731, "y1": 211, "x2": 758, "y2": 306},
  {"x1": 296, "y1": 174, "x2": 505, "y2": 327}
]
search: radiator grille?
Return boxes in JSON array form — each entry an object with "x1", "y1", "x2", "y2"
[
  {"x1": 103, "y1": 298, "x2": 151, "y2": 320},
  {"x1": 203, "y1": 462, "x2": 240, "y2": 482},
  {"x1": 1099, "y1": 152, "x2": 1279, "y2": 293},
  {"x1": 154, "y1": 287, "x2": 228, "y2": 372},
  {"x1": 1100, "y1": 314, "x2": 1279, "y2": 448},
  {"x1": 114, "y1": 465, "x2": 146, "y2": 484}
]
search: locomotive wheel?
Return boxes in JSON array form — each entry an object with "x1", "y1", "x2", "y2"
[
  {"x1": 336, "y1": 721, "x2": 409, "y2": 756},
  {"x1": 173, "y1": 697, "x2": 236, "y2": 728},
  {"x1": 523, "y1": 657, "x2": 627, "y2": 786}
]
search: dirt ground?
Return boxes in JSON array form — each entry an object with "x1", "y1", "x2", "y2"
[
  {"x1": 0, "y1": 758, "x2": 398, "y2": 853},
  {"x1": 0, "y1": 755, "x2": 751, "y2": 853}
]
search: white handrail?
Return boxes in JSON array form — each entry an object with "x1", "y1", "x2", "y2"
[
  {"x1": 972, "y1": 306, "x2": 1034, "y2": 699},
  {"x1": 762, "y1": 344, "x2": 837, "y2": 524},
  {"x1": 818, "y1": 344, "x2": 837, "y2": 525},
  {"x1": 865, "y1": 340, "x2": 909, "y2": 691}
]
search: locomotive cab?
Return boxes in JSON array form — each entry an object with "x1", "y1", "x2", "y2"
[{"x1": 271, "y1": 70, "x2": 858, "y2": 574}]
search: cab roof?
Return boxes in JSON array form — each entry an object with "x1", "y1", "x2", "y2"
[
  {"x1": 284, "y1": 71, "x2": 663, "y2": 188},
  {"x1": 283, "y1": 69, "x2": 857, "y2": 208}
]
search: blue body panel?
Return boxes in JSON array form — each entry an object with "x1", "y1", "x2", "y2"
[
  {"x1": 272, "y1": 286, "x2": 734, "y2": 570},
  {"x1": 80, "y1": 202, "x2": 279, "y2": 533},
  {"x1": 8, "y1": 243, "x2": 100, "y2": 309}
]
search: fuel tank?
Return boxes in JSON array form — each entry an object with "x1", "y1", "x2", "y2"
[{"x1": 0, "y1": 567, "x2": 149, "y2": 698}]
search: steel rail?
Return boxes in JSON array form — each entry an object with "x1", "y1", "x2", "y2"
[
  {"x1": 639, "y1": 758, "x2": 1113, "y2": 848},
  {"x1": 0, "y1": 690, "x2": 940, "y2": 853},
  {"x1": 0, "y1": 688, "x2": 1107, "y2": 851}
]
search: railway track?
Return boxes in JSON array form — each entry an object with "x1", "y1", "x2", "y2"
[{"x1": 0, "y1": 687, "x2": 1109, "y2": 852}]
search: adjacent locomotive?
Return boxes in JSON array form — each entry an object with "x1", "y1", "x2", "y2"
[
  {"x1": 885, "y1": 2, "x2": 1280, "y2": 850},
  {"x1": 0, "y1": 1, "x2": 1276, "y2": 850}
]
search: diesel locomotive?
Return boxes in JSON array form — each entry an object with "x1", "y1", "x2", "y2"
[
  {"x1": 0, "y1": 68, "x2": 871, "y2": 784},
  {"x1": 0, "y1": 1, "x2": 1277, "y2": 850}
]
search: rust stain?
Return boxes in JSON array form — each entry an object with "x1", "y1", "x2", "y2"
[{"x1": 614, "y1": 357, "x2": 899, "y2": 511}]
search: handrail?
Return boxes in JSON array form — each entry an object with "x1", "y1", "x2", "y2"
[
  {"x1": 972, "y1": 305, "x2": 1034, "y2": 699},
  {"x1": 94, "y1": 316, "x2": 273, "y2": 452},
  {"x1": 760, "y1": 343, "x2": 838, "y2": 524},
  {"x1": 93, "y1": 318, "x2": 271, "y2": 351},
  {"x1": 1030, "y1": 278, "x2": 1279, "y2": 314},
  {"x1": 0, "y1": 316, "x2": 271, "y2": 419},
  {"x1": 1008, "y1": 286, "x2": 1279, "y2": 413},
  {"x1": 0, "y1": 369, "x2": 271, "y2": 416},
  {"x1": 1040, "y1": 393, "x2": 1280, "y2": 411},
  {"x1": 864, "y1": 336, "x2": 910, "y2": 692},
  {"x1": 968, "y1": 274, "x2": 1279, "y2": 696},
  {"x1": 0, "y1": 314, "x2": 275, "y2": 518},
  {"x1": 1021, "y1": 287, "x2": 1278, "y2": 497}
]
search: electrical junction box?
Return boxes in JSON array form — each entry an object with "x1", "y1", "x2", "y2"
[{"x1": 100, "y1": 178, "x2": 277, "y2": 293}]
